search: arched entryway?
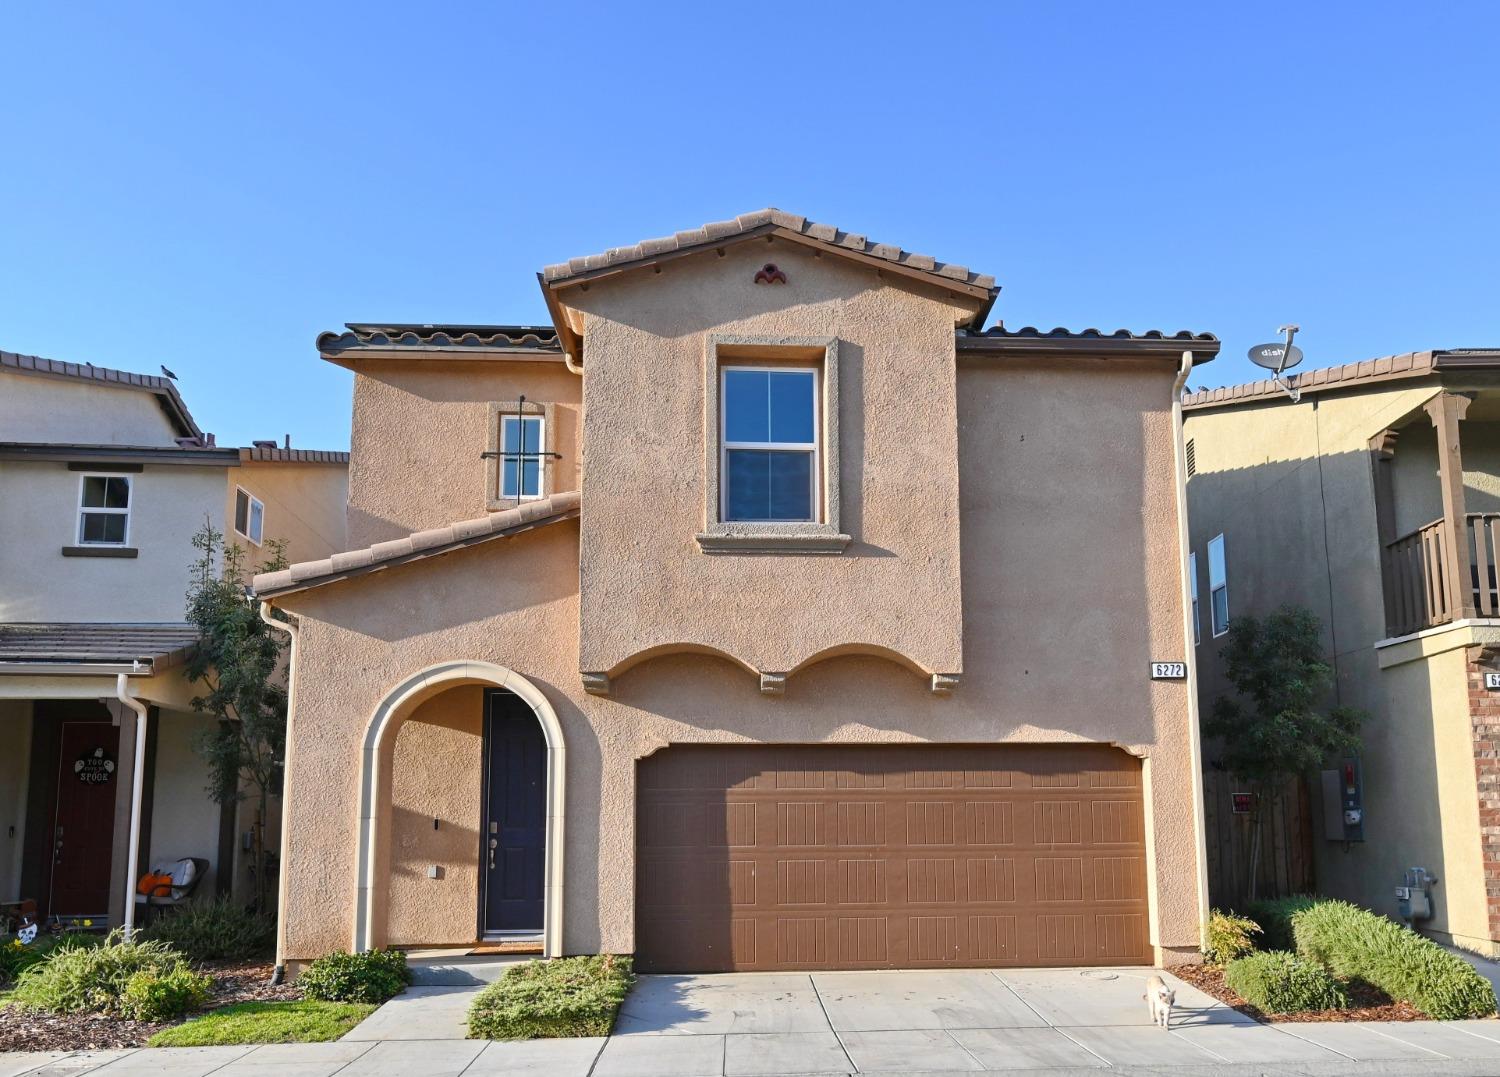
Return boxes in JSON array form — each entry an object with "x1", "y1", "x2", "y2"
[{"x1": 354, "y1": 661, "x2": 565, "y2": 956}]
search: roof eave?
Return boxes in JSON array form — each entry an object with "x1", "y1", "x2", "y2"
[
  {"x1": 957, "y1": 335, "x2": 1220, "y2": 361},
  {"x1": 0, "y1": 443, "x2": 241, "y2": 466}
]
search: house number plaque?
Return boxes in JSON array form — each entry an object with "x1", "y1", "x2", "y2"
[
  {"x1": 1485, "y1": 673, "x2": 1500, "y2": 690},
  {"x1": 1149, "y1": 662, "x2": 1187, "y2": 680}
]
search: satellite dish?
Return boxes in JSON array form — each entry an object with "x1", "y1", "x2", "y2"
[{"x1": 1247, "y1": 342, "x2": 1304, "y2": 372}]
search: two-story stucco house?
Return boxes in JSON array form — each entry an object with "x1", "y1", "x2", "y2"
[
  {"x1": 0, "y1": 350, "x2": 348, "y2": 928},
  {"x1": 1184, "y1": 350, "x2": 1500, "y2": 957},
  {"x1": 253, "y1": 209, "x2": 1218, "y2": 975}
]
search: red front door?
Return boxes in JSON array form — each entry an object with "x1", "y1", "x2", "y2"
[{"x1": 47, "y1": 721, "x2": 119, "y2": 918}]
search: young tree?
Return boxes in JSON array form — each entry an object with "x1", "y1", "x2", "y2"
[
  {"x1": 183, "y1": 519, "x2": 289, "y2": 913},
  {"x1": 1206, "y1": 605, "x2": 1364, "y2": 902}
]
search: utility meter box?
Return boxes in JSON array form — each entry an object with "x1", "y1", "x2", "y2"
[{"x1": 1321, "y1": 758, "x2": 1365, "y2": 842}]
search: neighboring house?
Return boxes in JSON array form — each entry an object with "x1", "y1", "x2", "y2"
[
  {"x1": 1184, "y1": 349, "x2": 1500, "y2": 956},
  {"x1": 253, "y1": 208, "x2": 1219, "y2": 975},
  {"x1": 0, "y1": 350, "x2": 348, "y2": 927}
]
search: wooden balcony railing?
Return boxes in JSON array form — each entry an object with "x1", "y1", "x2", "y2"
[{"x1": 1384, "y1": 513, "x2": 1500, "y2": 637}]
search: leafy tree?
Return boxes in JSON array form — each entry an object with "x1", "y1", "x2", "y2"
[
  {"x1": 184, "y1": 519, "x2": 289, "y2": 913},
  {"x1": 1206, "y1": 605, "x2": 1364, "y2": 902}
]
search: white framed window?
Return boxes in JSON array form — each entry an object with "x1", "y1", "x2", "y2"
[
  {"x1": 234, "y1": 487, "x2": 264, "y2": 545},
  {"x1": 719, "y1": 366, "x2": 819, "y2": 523},
  {"x1": 1208, "y1": 534, "x2": 1229, "y2": 637},
  {"x1": 77, "y1": 473, "x2": 131, "y2": 546},
  {"x1": 501, "y1": 414, "x2": 545, "y2": 500},
  {"x1": 1189, "y1": 550, "x2": 1200, "y2": 645}
]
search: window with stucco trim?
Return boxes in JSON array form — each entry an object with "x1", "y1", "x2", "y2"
[
  {"x1": 234, "y1": 487, "x2": 264, "y2": 545},
  {"x1": 1208, "y1": 534, "x2": 1229, "y2": 637},
  {"x1": 485, "y1": 400, "x2": 555, "y2": 511},
  {"x1": 77, "y1": 473, "x2": 132, "y2": 545}
]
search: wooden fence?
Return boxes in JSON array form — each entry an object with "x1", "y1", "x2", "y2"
[{"x1": 1202, "y1": 769, "x2": 1315, "y2": 908}]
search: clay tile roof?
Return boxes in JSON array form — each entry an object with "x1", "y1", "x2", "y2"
[
  {"x1": 1, "y1": 349, "x2": 201, "y2": 439},
  {"x1": 238, "y1": 446, "x2": 350, "y2": 465},
  {"x1": 1182, "y1": 350, "x2": 1452, "y2": 410},
  {"x1": 253, "y1": 490, "x2": 581, "y2": 598},
  {"x1": 957, "y1": 325, "x2": 1220, "y2": 358},
  {"x1": 0, "y1": 623, "x2": 199, "y2": 671},
  {"x1": 317, "y1": 324, "x2": 562, "y2": 357},
  {"x1": 541, "y1": 208, "x2": 999, "y2": 299}
]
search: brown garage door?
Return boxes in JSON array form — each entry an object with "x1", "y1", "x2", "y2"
[{"x1": 636, "y1": 744, "x2": 1150, "y2": 972}]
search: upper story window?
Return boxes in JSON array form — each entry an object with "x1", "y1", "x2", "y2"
[
  {"x1": 1208, "y1": 533, "x2": 1229, "y2": 636},
  {"x1": 1189, "y1": 550, "x2": 1200, "y2": 645},
  {"x1": 501, "y1": 414, "x2": 545, "y2": 500},
  {"x1": 720, "y1": 367, "x2": 818, "y2": 523},
  {"x1": 234, "y1": 487, "x2": 264, "y2": 545},
  {"x1": 78, "y1": 474, "x2": 131, "y2": 545}
]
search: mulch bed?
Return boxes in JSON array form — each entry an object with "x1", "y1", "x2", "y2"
[
  {"x1": 1174, "y1": 961, "x2": 1425, "y2": 1023},
  {"x1": 0, "y1": 960, "x2": 301, "y2": 1052}
]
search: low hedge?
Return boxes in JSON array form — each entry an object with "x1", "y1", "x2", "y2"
[
  {"x1": 143, "y1": 897, "x2": 274, "y2": 963},
  {"x1": 299, "y1": 949, "x2": 409, "y2": 1005},
  {"x1": 12, "y1": 932, "x2": 208, "y2": 1020},
  {"x1": 1293, "y1": 900, "x2": 1496, "y2": 1019},
  {"x1": 1244, "y1": 896, "x2": 1321, "y2": 952},
  {"x1": 467, "y1": 954, "x2": 633, "y2": 1040},
  {"x1": 1224, "y1": 950, "x2": 1348, "y2": 1013},
  {"x1": 1204, "y1": 908, "x2": 1261, "y2": 966}
]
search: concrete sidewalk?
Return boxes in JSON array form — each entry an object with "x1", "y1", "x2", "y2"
[{"x1": 9, "y1": 966, "x2": 1500, "y2": 1075}]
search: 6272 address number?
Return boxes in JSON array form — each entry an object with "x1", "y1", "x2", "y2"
[{"x1": 1150, "y1": 662, "x2": 1187, "y2": 680}]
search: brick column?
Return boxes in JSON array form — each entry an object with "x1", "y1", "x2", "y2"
[{"x1": 1466, "y1": 645, "x2": 1500, "y2": 941}]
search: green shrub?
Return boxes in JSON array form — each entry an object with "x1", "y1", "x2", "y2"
[
  {"x1": 1225, "y1": 950, "x2": 1349, "y2": 1013},
  {"x1": 299, "y1": 949, "x2": 409, "y2": 1004},
  {"x1": 1245, "y1": 895, "x2": 1321, "y2": 952},
  {"x1": 144, "y1": 898, "x2": 275, "y2": 963},
  {"x1": 467, "y1": 955, "x2": 633, "y2": 1040},
  {"x1": 12, "y1": 932, "x2": 201, "y2": 1016},
  {"x1": 1293, "y1": 900, "x2": 1496, "y2": 1019},
  {"x1": 1204, "y1": 909, "x2": 1262, "y2": 966},
  {"x1": 121, "y1": 965, "x2": 213, "y2": 1021},
  {"x1": 1, "y1": 938, "x2": 47, "y2": 986}
]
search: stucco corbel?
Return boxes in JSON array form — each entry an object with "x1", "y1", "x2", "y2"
[
  {"x1": 759, "y1": 672, "x2": 787, "y2": 695},
  {"x1": 930, "y1": 673, "x2": 960, "y2": 696},
  {"x1": 581, "y1": 672, "x2": 611, "y2": 696}
]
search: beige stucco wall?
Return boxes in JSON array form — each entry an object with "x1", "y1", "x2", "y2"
[
  {"x1": 145, "y1": 708, "x2": 223, "y2": 896},
  {"x1": 345, "y1": 360, "x2": 580, "y2": 548},
  {"x1": 0, "y1": 372, "x2": 182, "y2": 445},
  {"x1": 571, "y1": 242, "x2": 973, "y2": 678},
  {"x1": 1185, "y1": 381, "x2": 1498, "y2": 943},
  {"x1": 0, "y1": 700, "x2": 32, "y2": 902},
  {"x1": 274, "y1": 306, "x2": 1202, "y2": 965},
  {"x1": 227, "y1": 460, "x2": 348, "y2": 567},
  {"x1": 1390, "y1": 419, "x2": 1500, "y2": 536},
  {"x1": 0, "y1": 459, "x2": 229, "y2": 622}
]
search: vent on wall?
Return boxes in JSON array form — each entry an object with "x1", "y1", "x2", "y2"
[{"x1": 1185, "y1": 438, "x2": 1197, "y2": 478}]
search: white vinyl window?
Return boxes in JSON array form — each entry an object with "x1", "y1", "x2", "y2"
[
  {"x1": 1208, "y1": 534, "x2": 1229, "y2": 637},
  {"x1": 77, "y1": 473, "x2": 131, "y2": 546},
  {"x1": 720, "y1": 366, "x2": 819, "y2": 522},
  {"x1": 501, "y1": 415, "x2": 545, "y2": 500},
  {"x1": 1189, "y1": 551, "x2": 1200, "y2": 645},
  {"x1": 234, "y1": 487, "x2": 264, "y2": 545}
]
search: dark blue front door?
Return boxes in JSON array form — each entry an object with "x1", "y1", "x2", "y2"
[{"x1": 481, "y1": 690, "x2": 546, "y2": 934}]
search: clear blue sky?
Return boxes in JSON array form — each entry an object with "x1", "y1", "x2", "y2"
[{"x1": 3, "y1": 3, "x2": 1497, "y2": 449}]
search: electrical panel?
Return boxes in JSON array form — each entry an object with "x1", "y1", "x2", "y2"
[{"x1": 1320, "y1": 757, "x2": 1364, "y2": 842}]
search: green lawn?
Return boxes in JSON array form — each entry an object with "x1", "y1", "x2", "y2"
[{"x1": 147, "y1": 1000, "x2": 376, "y2": 1047}]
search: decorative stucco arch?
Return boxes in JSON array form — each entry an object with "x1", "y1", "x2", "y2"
[{"x1": 355, "y1": 661, "x2": 565, "y2": 956}]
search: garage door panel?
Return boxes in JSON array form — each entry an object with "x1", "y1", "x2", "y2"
[{"x1": 637, "y1": 745, "x2": 1150, "y2": 972}]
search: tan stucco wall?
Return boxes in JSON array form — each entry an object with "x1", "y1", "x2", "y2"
[
  {"x1": 572, "y1": 243, "x2": 972, "y2": 678},
  {"x1": 226, "y1": 460, "x2": 348, "y2": 567},
  {"x1": 0, "y1": 459, "x2": 229, "y2": 622},
  {"x1": 0, "y1": 372, "x2": 182, "y2": 445},
  {"x1": 1390, "y1": 419, "x2": 1500, "y2": 536},
  {"x1": 1185, "y1": 382, "x2": 1498, "y2": 940},
  {"x1": 274, "y1": 323, "x2": 1202, "y2": 963},
  {"x1": 345, "y1": 361, "x2": 580, "y2": 548},
  {"x1": 145, "y1": 708, "x2": 223, "y2": 896}
]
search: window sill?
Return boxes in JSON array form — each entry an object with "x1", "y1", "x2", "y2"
[
  {"x1": 695, "y1": 525, "x2": 851, "y2": 555},
  {"x1": 62, "y1": 546, "x2": 139, "y2": 558}
]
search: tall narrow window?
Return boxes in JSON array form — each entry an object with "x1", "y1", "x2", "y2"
[
  {"x1": 501, "y1": 415, "x2": 545, "y2": 500},
  {"x1": 234, "y1": 487, "x2": 264, "y2": 545},
  {"x1": 78, "y1": 474, "x2": 131, "y2": 545},
  {"x1": 720, "y1": 367, "x2": 818, "y2": 522},
  {"x1": 1189, "y1": 551, "x2": 1200, "y2": 645},
  {"x1": 1208, "y1": 534, "x2": 1229, "y2": 636}
]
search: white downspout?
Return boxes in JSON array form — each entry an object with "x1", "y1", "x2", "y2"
[
  {"x1": 116, "y1": 674, "x2": 149, "y2": 940},
  {"x1": 1173, "y1": 350, "x2": 1212, "y2": 948},
  {"x1": 259, "y1": 601, "x2": 298, "y2": 983}
]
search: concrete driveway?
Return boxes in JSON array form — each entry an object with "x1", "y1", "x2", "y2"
[{"x1": 11, "y1": 966, "x2": 1500, "y2": 1075}]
